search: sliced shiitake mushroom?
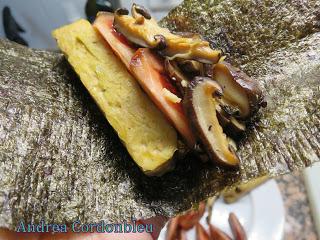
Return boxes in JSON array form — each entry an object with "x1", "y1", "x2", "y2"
[
  {"x1": 216, "y1": 105, "x2": 246, "y2": 137},
  {"x1": 212, "y1": 62, "x2": 264, "y2": 119},
  {"x1": 216, "y1": 105, "x2": 230, "y2": 127},
  {"x1": 184, "y1": 77, "x2": 239, "y2": 167},
  {"x1": 204, "y1": 64, "x2": 213, "y2": 78},
  {"x1": 177, "y1": 59, "x2": 204, "y2": 76},
  {"x1": 113, "y1": 4, "x2": 221, "y2": 63},
  {"x1": 115, "y1": 8, "x2": 129, "y2": 16},
  {"x1": 164, "y1": 59, "x2": 190, "y2": 95},
  {"x1": 174, "y1": 31, "x2": 203, "y2": 39},
  {"x1": 229, "y1": 118, "x2": 246, "y2": 133},
  {"x1": 132, "y1": 4, "x2": 151, "y2": 19}
]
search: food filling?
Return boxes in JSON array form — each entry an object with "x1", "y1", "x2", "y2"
[{"x1": 94, "y1": 4, "x2": 265, "y2": 168}]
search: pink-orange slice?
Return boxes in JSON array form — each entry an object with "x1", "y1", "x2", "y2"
[{"x1": 94, "y1": 13, "x2": 195, "y2": 147}]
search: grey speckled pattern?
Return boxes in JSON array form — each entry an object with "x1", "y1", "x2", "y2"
[
  {"x1": 0, "y1": 39, "x2": 240, "y2": 229},
  {"x1": 237, "y1": 32, "x2": 320, "y2": 180},
  {"x1": 163, "y1": 0, "x2": 320, "y2": 179},
  {"x1": 277, "y1": 174, "x2": 318, "y2": 240},
  {"x1": 0, "y1": 41, "x2": 159, "y2": 227},
  {"x1": 162, "y1": 0, "x2": 320, "y2": 66},
  {"x1": 0, "y1": 0, "x2": 319, "y2": 230}
]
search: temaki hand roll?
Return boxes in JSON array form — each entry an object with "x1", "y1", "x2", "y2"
[{"x1": 54, "y1": 4, "x2": 266, "y2": 174}]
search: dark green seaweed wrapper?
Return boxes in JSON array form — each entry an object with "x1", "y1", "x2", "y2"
[
  {"x1": 162, "y1": 0, "x2": 320, "y2": 66},
  {"x1": 0, "y1": 0, "x2": 319, "y2": 229}
]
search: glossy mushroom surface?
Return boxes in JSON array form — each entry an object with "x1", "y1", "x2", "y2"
[
  {"x1": 113, "y1": 4, "x2": 221, "y2": 63},
  {"x1": 184, "y1": 77, "x2": 239, "y2": 167},
  {"x1": 212, "y1": 62, "x2": 264, "y2": 119},
  {"x1": 164, "y1": 59, "x2": 190, "y2": 95}
]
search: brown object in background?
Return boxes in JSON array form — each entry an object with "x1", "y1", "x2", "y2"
[
  {"x1": 1, "y1": 0, "x2": 320, "y2": 230},
  {"x1": 196, "y1": 223, "x2": 210, "y2": 240},
  {"x1": 166, "y1": 218, "x2": 180, "y2": 240},
  {"x1": 178, "y1": 230, "x2": 188, "y2": 240},
  {"x1": 229, "y1": 213, "x2": 247, "y2": 240},
  {"x1": 179, "y1": 202, "x2": 206, "y2": 230},
  {"x1": 209, "y1": 224, "x2": 232, "y2": 240}
]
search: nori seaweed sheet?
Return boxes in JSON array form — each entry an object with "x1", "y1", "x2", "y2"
[
  {"x1": 0, "y1": 0, "x2": 319, "y2": 229},
  {"x1": 162, "y1": 0, "x2": 320, "y2": 66}
]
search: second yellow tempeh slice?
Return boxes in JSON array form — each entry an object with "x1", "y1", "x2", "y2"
[{"x1": 53, "y1": 20, "x2": 177, "y2": 175}]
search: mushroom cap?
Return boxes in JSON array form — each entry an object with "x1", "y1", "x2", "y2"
[
  {"x1": 212, "y1": 62, "x2": 265, "y2": 119},
  {"x1": 184, "y1": 77, "x2": 239, "y2": 167},
  {"x1": 114, "y1": 6, "x2": 221, "y2": 63}
]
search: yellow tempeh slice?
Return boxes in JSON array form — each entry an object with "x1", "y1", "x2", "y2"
[{"x1": 53, "y1": 20, "x2": 177, "y2": 175}]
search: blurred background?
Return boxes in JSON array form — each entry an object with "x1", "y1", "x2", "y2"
[
  {"x1": 0, "y1": 0, "x2": 182, "y2": 49},
  {"x1": 0, "y1": 0, "x2": 319, "y2": 239}
]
